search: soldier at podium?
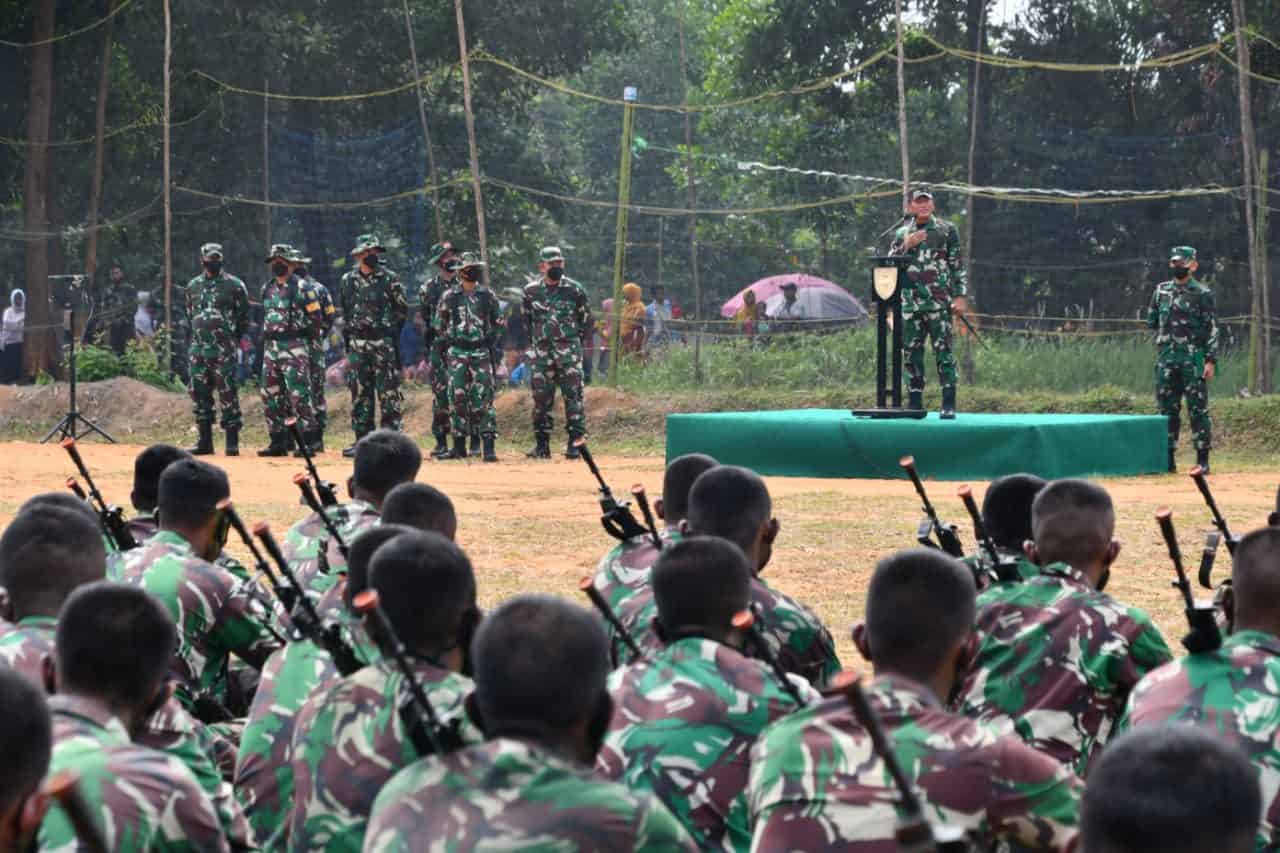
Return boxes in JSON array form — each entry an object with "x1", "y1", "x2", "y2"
[{"x1": 891, "y1": 187, "x2": 969, "y2": 418}]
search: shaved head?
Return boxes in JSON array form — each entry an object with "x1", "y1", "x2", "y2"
[
  {"x1": 1032, "y1": 479, "x2": 1115, "y2": 572},
  {"x1": 1231, "y1": 527, "x2": 1280, "y2": 631}
]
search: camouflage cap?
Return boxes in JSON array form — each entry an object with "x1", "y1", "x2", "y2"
[
  {"x1": 428, "y1": 241, "x2": 456, "y2": 265},
  {"x1": 539, "y1": 246, "x2": 565, "y2": 263},
  {"x1": 457, "y1": 251, "x2": 485, "y2": 269},
  {"x1": 351, "y1": 233, "x2": 385, "y2": 256},
  {"x1": 288, "y1": 246, "x2": 312, "y2": 265},
  {"x1": 264, "y1": 243, "x2": 296, "y2": 263},
  {"x1": 200, "y1": 243, "x2": 224, "y2": 259},
  {"x1": 1169, "y1": 245, "x2": 1197, "y2": 261},
  {"x1": 911, "y1": 187, "x2": 934, "y2": 201}
]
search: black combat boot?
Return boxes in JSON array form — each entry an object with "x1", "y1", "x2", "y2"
[
  {"x1": 907, "y1": 390, "x2": 924, "y2": 411},
  {"x1": 224, "y1": 427, "x2": 239, "y2": 457},
  {"x1": 312, "y1": 430, "x2": 325, "y2": 454},
  {"x1": 292, "y1": 431, "x2": 324, "y2": 458},
  {"x1": 1196, "y1": 447, "x2": 1210, "y2": 475},
  {"x1": 940, "y1": 387, "x2": 956, "y2": 420},
  {"x1": 526, "y1": 433, "x2": 551, "y2": 459},
  {"x1": 258, "y1": 432, "x2": 292, "y2": 458},
  {"x1": 565, "y1": 437, "x2": 582, "y2": 460},
  {"x1": 469, "y1": 432, "x2": 481, "y2": 457},
  {"x1": 482, "y1": 435, "x2": 498, "y2": 463},
  {"x1": 1168, "y1": 446, "x2": 1177, "y2": 473},
  {"x1": 448, "y1": 436, "x2": 468, "y2": 460},
  {"x1": 189, "y1": 422, "x2": 214, "y2": 456},
  {"x1": 430, "y1": 432, "x2": 451, "y2": 459}
]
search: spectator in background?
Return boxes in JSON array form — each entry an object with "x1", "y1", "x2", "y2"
[
  {"x1": 0, "y1": 288, "x2": 24, "y2": 383},
  {"x1": 734, "y1": 289, "x2": 761, "y2": 340},
  {"x1": 645, "y1": 285, "x2": 672, "y2": 350},
  {"x1": 597, "y1": 297, "x2": 614, "y2": 376},
  {"x1": 773, "y1": 281, "x2": 807, "y2": 332},
  {"x1": 621, "y1": 282, "x2": 646, "y2": 359},
  {"x1": 134, "y1": 293, "x2": 159, "y2": 340},
  {"x1": 501, "y1": 291, "x2": 528, "y2": 386}
]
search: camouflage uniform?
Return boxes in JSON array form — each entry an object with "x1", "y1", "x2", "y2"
[
  {"x1": 418, "y1": 271, "x2": 456, "y2": 441},
  {"x1": 598, "y1": 637, "x2": 814, "y2": 851},
  {"x1": 364, "y1": 737, "x2": 700, "y2": 853},
  {"x1": 280, "y1": 501, "x2": 381, "y2": 597},
  {"x1": 1119, "y1": 629, "x2": 1280, "y2": 850},
  {"x1": 93, "y1": 278, "x2": 138, "y2": 355},
  {"x1": 523, "y1": 261, "x2": 593, "y2": 439},
  {"x1": 286, "y1": 659, "x2": 481, "y2": 852},
  {"x1": 592, "y1": 528, "x2": 679, "y2": 614},
  {"x1": 1147, "y1": 258, "x2": 1219, "y2": 453},
  {"x1": 39, "y1": 695, "x2": 231, "y2": 853},
  {"x1": 955, "y1": 560, "x2": 1173, "y2": 775},
  {"x1": 261, "y1": 258, "x2": 327, "y2": 436},
  {"x1": 892, "y1": 214, "x2": 966, "y2": 395},
  {"x1": 186, "y1": 249, "x2": 251, "y2": 430},
  {"x1": 747, "y1": 674, "x2": 1082, "y2": 851},
  {"x1": 434, "y1": 279, "x2": 504, "y2": 437},
  {"x1": 614, "y1": 577, "x2": 842, "y2": 688},
  {"x1": 300, "y1": 274, "x2": 337, "y2": 431},
  {"x1": 114, "y1": 530, "x2": 281, "y2": 709},
  {"x1": 338, "y1": 237, "x2": 408, "y2": 437}
]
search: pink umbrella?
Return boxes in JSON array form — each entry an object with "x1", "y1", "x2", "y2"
[{"x1": 721, "y1": 273, "x2": 861, "y2": 319}]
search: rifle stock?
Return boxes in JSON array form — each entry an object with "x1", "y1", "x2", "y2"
[
  {"x1": 1156, "y1": 507, "x2": 1222, "y2": 654},
  {"x1": 630, "y1": 484, "x2": 664, "y2": 551},
  {"x1": 60, "y1": 438, "x2": 136, "y2": 551},
  {"x1": 732, "y1": 608, "x2": 807, "y2": 707},
  {"x1": 286, "y1": 417, "x2": 339, "y2": 507},
  {"x1": 574, "y1": 439, "x2": 648, "y2": 542},
  {"x1": 1190, "y1": 466, "x2": 1237, "y2": 567},
  {"x1": 578, "y1": 577, "x2": 646, "y2": 664},
  {"x1": 899, "y1": 456, "x2": 964, "y2": 558},
  {"x1": 292, "y1": 472, "x2": 349, "y2": 560}
]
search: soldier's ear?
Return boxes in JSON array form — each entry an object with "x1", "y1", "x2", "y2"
[
  {"x1": 1104, "y1": 540, "x2": 1122, "y2": 568},
  {"x1": 762, "y1": 518, "x2": 780, "y2": 546},
  {"x1": 851, "y1": 623, "x2": 871, "y2": 662},
  {"x1": 677, "y1": 519, "x2": 691, "y2": 537},
  {"x1": 1023, "y1": 539, "x2": 1040, "y2": 565},
  {"x1": 653, "y1": 497, "x2": 665, "y2": 521},
  {"x1": 41, "y1": 654, "x2": 56, "y2": 696},
  {"x1": 346, "y1": 477, "x2": 355, "y2": 500},
  {"x1": 0, "y1": 587, "x2": 12, "y2": 623},
  {"x1": 1269, "y1": 512, "x2": 1279, "y2": 527}
]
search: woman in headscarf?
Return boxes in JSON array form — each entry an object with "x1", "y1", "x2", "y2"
[
  {"x1": 0, "y1": 288, "x2": 24, "y2": 383},
  {"x1": 620, "y1": 282, "x2": 646, "y2": 358}
]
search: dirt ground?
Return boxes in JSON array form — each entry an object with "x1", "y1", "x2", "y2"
[{"x1": 7, "y1": 440, "x2": 1276, "y2": 664}]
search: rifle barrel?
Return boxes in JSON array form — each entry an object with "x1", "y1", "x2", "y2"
[
  {"x1": 732, "y1": 609, "x2": 806, "y2": 707},
  {"x1": 630, "y1": 485, "x2": 664, "y2": 550},
  {"x1": 1156, "y1": 507, "x2": 1195, "y2": 610},
  {"x1": 292, "y1": 473, "x2": 349, "y2": 558}
]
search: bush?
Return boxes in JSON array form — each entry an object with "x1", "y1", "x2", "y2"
[{"x1": 64, "y1": 334, "x2": 184, "y2": 392}]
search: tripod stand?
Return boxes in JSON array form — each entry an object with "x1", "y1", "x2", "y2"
[{"x1": 41, "y1": 274, "x2": 115, "y2": 444}]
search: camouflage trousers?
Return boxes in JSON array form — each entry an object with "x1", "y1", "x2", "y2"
[
  {"x1": 903, "y1": 309, "x2": 957, "y2": 392},
  {"x1": 429, "y1": 345, "x2": 451, "y2": 438},
  {"x1": 448, "y1": 349, "x2": 497, "y2": 437},
  {"x1": 189, "y1": 346, "x2": 242, "y2": 429},
  {"x1": 261, "y1": 339, "x2": 317, "y2": 435},
  {"x1": 308, "y1": 341, "x2": 327, "y2": 431},
  {"x1": 531, "y1": 346, "x2": 586, "y2": 437},
  {"x1": 1157, "y1": 356, "x2": 1211, "y2": 450},
  {"x1": 347, "y1": 338, "x2": 403, "y2": 436}
]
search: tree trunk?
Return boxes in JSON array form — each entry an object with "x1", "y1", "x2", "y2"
[
  {"x1": 22, "y1": 0, "x2": 58, "y2": 377},
  {"x1": 84, "y1": 0, "x2": 117, "y2": 292}
]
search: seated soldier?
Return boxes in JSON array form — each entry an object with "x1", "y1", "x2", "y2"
[
  {"x1": 592, "y1": 452, "x2": 718, "y2": 612},
  {"x1": 614, "y1": 465, "x2": 840, "y2": 687},
  {"x1": 748, "y1": 548, "x2": 1081, "y2": 851},
  {"x1": 599, "y1": 537, "x2": 814, "y2": 851},
  {"x1": 970, "y1": 472, "x2": 1045, "y2": 585},
  {"x1": 1120, "y1": 526, "x2": 1280, "y2": 848},
  {"x1": 236, "y1": 524, "x2": 408, "y2": 843},
  {"x1": 126, "y1": 443, "x2": 192, "y2": 544},
  {"x1": 39, "y1": 582, "x2": 229, "y2": 852},
  {"x1": 281, "y1": 429, "x2": 422, "y2": 595},
  {"x1": 0, "y1": 663, "x2": 53, "y2": 852},
  {"x1": 365, "y1": 594, "x2": 698, "y2": 852},
  {"x1": 954, "y1": 479, "x2": 1173, "y2": 775},
  {"x1": 0, "y1": 498, "x2": 253, "y2": 849},
  {"x1": 1080, "y1": 726, "x2": 1260, "y2": 853},
  {"x1": 115, "y1": 459, "x2": 281, "y2": 714},
  {"x1": 286, "y1": 531, "x2": 483, "y2": 852}
]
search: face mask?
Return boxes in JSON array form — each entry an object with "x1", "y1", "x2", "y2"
[
  {"x1": 271, "y1": 262, "x2": 289, "y2": 277},
  {"x1": 1172, "y1": 267, "x2": 1191, "y2": 279},
  {"x1": 461, "y1": 269, "x2": 479, "y2": 283},
  {"x1": 203, "y1": 260, "x2": 223, "y2": 275},
  {"x1": 362, "y1": 254, "x2": 379, "y2": 270},
  {"x1": 294, "y1": 267, "x2": 308, "y2": 278},
  {"x1": 547, "y1": 266, "x2": 564, "y2": 282}
]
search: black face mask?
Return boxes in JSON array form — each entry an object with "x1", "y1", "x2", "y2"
[
  {"x1": 203, "y1": 260, "x2": 223, "y2": 275},
  {"x1": 1172, "y1": 267, "x2": 1191, "y2": 280},
  {"x1": 461, "y1": 268, "x2": 480, "y2": 283},
  {"x1": 294, "y1": 267, "x2": 308, "y2": 278},
  {"x1": 271, "y1": 262, "x2": 289, "y2": 277},
  {"x1": 547, "y1": 266, "x2": 565, "y2": 282},
  {"x1": 362, "y1": 254, "x2": 379, "y2": 270}
]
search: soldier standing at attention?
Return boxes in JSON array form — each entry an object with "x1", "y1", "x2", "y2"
[
  {"x1": 258, "y1": 244, "x2": 326, "y2": 458},
  {"x1": 435, "y1": 253, "x2": 503, "y2": 462},
  {"x1": 892, "y1": 188, "x2": 968, "y2": 418},
  {"x1": 1149, "y1": 245, "x2": 1218, "y2": 473},
  {"x1": 523, "y1": 246, "x2": 592, "y2": 459},
  {"x1": 185, "y1": 242, "x2": 250, "y2": 456},
  {"x1": 338, "y1": 234, "x2": 408, "y2": 458},
  {"x1": 419, "y1": 241, "x2": 460, "y2": 459},
  {"x1": 293, "y1": 249, "x2": 337, "y2": 452}
]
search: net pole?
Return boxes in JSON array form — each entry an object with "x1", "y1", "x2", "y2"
[
  {"x1": 403, "y1": 0, "x2": 444, "y2": 244},
  {"x1": 454, "y1": 0, "x2": 490, "y2": 287},
  {"x1": 607, "y1": 91, "x2": 637, "y2": 388},
  {"x1": 1231, "y1": 0, "x2": 1264, "y2": 392},
  {"x1": 677, "y1": 0, "x2": 702, "y2": 384},
  {"x1": 262, "y1": 77, "x2": 270, "y2": 248},
  {"x1": 894, "y1": 0, "x2": 910, "y2": 207},
  {"x1": 83, "y1": 0, "x2": 116, "y2": 291},
  {"x1": 1258, "y1": 147, "x2": 1271, "y2": 389},
  {"x1": 960, "y1": 0, "x2": 984, "y2": 385},
  {"x1": 162, "y1": 0, "x2": 172, "y2": 376}
]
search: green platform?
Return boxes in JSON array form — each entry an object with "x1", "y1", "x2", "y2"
[{"x1": 665, "y1": 410, "x2": 1168, "y2": 480}]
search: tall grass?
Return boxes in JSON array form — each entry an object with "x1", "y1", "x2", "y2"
[{"x1": 616, "y1": 327, "x2": 1261, "y2": 397}]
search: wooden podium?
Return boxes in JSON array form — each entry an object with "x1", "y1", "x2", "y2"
[{"x1": 851, "y1": 255, "x2": 926, "y2": 419}]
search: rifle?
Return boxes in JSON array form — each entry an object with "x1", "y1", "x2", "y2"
[
  {"x1": 732, "y1": 608, "x2": 807, "y2": 707},
  {"x1": 831, "y1": 671, "x2": 965, "y2": 852},
  {"x1": 899, "y1": 456, "x2": 964, "y2": 558},
  {"x1": 1155, "y1": 507, "x2": 1222, "y2": 654},
  {"x1": 352, "y1": 589, "x2": 465, "y2": 757},
  {"x1": 45, "y1": 770, "x2": 110, "y2": 853},
  {"x1": 1190, "y1": 465, "x2": 1237, "y2": 588},
  {"x1": 292, "y1": 472, "x2": 350, "y2": 561},
  {"x1": 573, "y1": 439, "x2": 649, "y2": 542},
  {"x1": 956, "y1": 484, "x2": 1017, "y2": 584},
  {"x1": 579, "y1": 577, "x2": 647, "y2": 664},
  {"x1": 250, "y1": 521, "x2": 365, "y2": 677},
  {"x1": 66, "y1": 477, "x2": 88, "y2": 501},
  {"x1": 60, "y1": 438, "x2": 136, "y2": 551},
  {"x1": 287, "y1": 417, "x2": 338, "y2": 507},
  {"x1": 630, "y1": 484, "x2": 664, "y2": 551}
]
